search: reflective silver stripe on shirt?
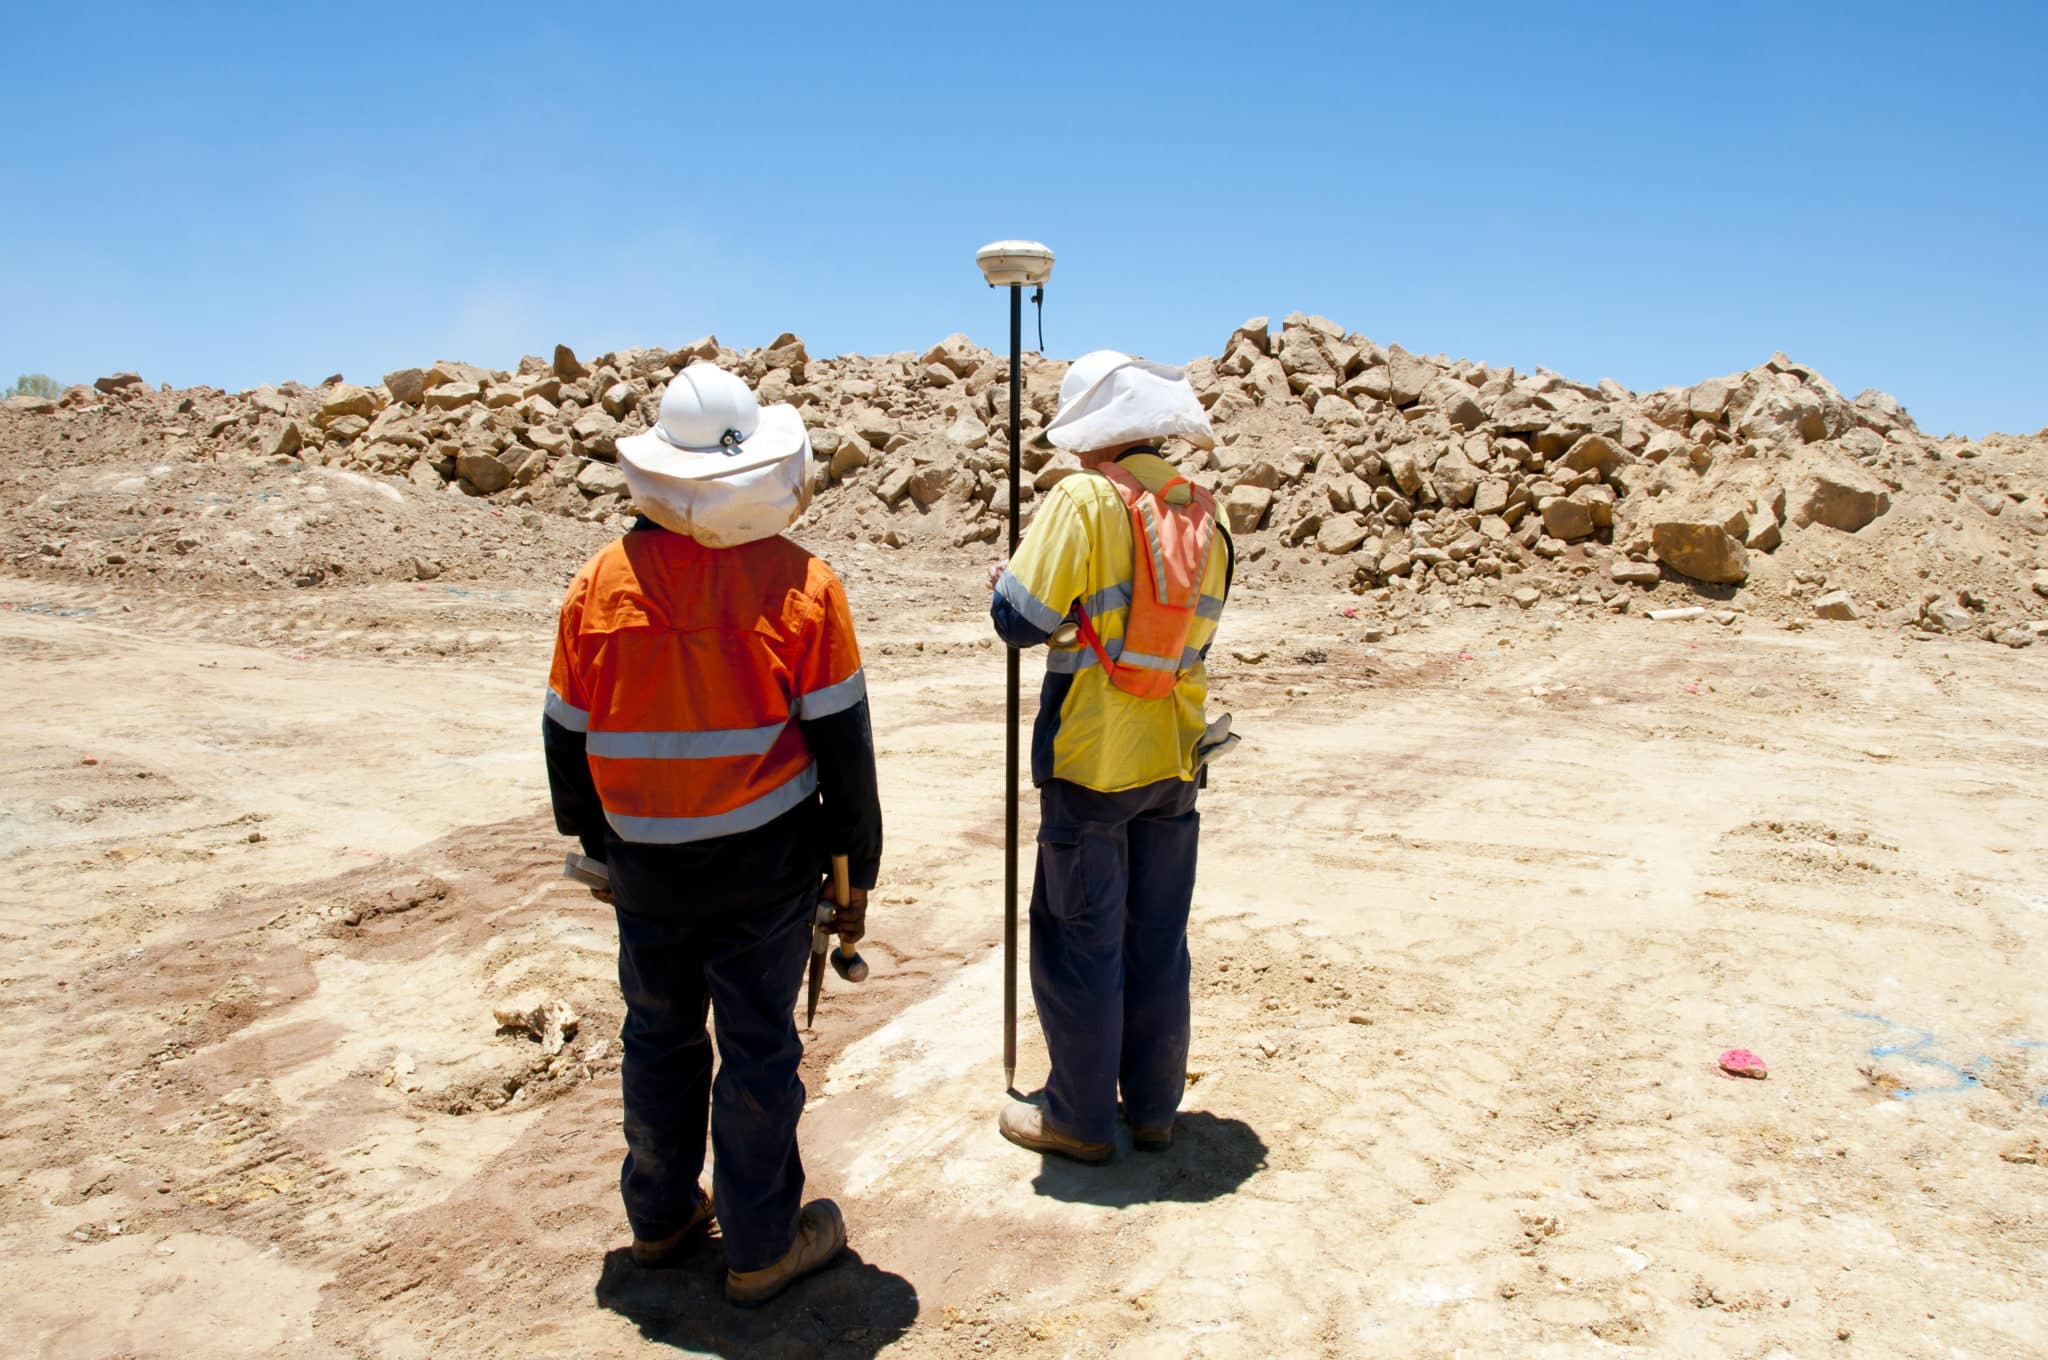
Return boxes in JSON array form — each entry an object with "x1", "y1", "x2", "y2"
[
  {"x1": 586, "y1": 721, "x2": 788, "y2": 760},
  {"x1": 1119, "y1": 647, "x2": 1181, "y2": 672},
  {"x1": 1080, "y1": 582, "x2": 1132, "y2": 618},
  {"x1": 1047, "y1": 637, "x2": 1203, "y2": 677},
  {"x1": 797, "y1": 667, "x2": 867, "y2": 720},
  {"x1": 996, "y1": 569, "x2": 1065, "y2": 633},
  {"x1": 603, "y1": 763, "x2": 819, "y2": 844},
  {"x1": 1137, "y1": 501, "x2": 1174, "y2": 605},
  {"x1": 1196, "y1": 594, "x2": 1226, "y2": 620},
  {"x1": 544, "y1": 688, "x2": 590, "y2": 732}
]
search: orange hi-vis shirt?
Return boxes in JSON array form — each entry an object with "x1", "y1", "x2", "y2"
[{"x1": 545, "y1": 529, "x2": 867, "y2": 844}]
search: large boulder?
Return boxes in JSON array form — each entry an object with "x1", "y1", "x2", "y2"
[
  {"x1": 1559, "y1": 432, "x2": 1625, "y2": 479},
  {"x1": 1276, "y1": 329, "x2": 1333, "y2": 379},
  {"x1": 266, "y1": 420, "x2": 304, "y2": 459},
  {"x1": 1794, "y1": 468, "x2": 1891, "y2": 533},
  {"x1": 1422, "y1": 376, "x2": 1486, "y2": 431},
  {"x1": 1385, "y1": 346, "x2": 1435, "y2": 405},
  {"x1": 1811, "y1": 590, "x2": 1859, "y2": 621},
  {"x1": 383, "y1": 368, "x2": 429, "y2": 404},
  {"x1": 763, "y1": 333, "x2": 809, "y2": 375},
  {"x1": 572, "y1": 411, "x2": 621, "y2": 457},
  {"x1": 1687, "y1": 376, "x2": 1737, "y2": 422},
  {"x1": 317, "y1": 383, "x2": 376, "y2": 427},
  {"x1": 424, "y1": 383, "x2": 482, "y2": 411},
  {"x1": 1226, "y1": 317, "x2": 1271, "y2": 356},
  {"x1": 1540, "y1": 497, "x2": 1594, "y2": 541},
  {"x1": 1315, "y1": 515, "x2": 1371, "y2": 555},
  {"x1": 500, "y1": 445, "x2": 547, "y2": 486},
  {"x1": 93, "y1": 372, "x2": 144, "y2": 393},
  {"x1": 923, "y1": 333, "x2": 981, "y2": 377},
  {"x1": 1652, "y1": 521, "x2": 1749, "y2": 584},
  {"x1": 1432, "y1": 450, "x2": 1480, "y2": 508},
  {"x1": 671, "y1": 335, "x2": 720, "y2": 365},
  {"x1": 1737, "y1": 378, "x2": 1831, "y2": 445},
  {"x1": 1488, "y1": 387, "x2": 1552, "y2": 432},
  {"x1": 1312, "y1": 394, "x2": 1364, "y2": 428},
  {"x1": 945, "y1": 412, "x2": 990, "y2": 449},
  {"x1": 1611, "y1": 559, "x2": 1662, "y2": 585},
  {"x1": 457, "y1": 448, "x2": 514, "y2": 494},
  {"x1": 828, "y1": 431, "x2": 872, "y2": 479},
  {"x1": 526, "y1": 425, "x2": 571, "y2": 456},
  {"x1": 1224, "y1": 484, "x2": 1273, "y2": 534},
  {"x1": 576, "y1": 460, "x2": 628, "y2": 497},
  {"x1": 1383, "y1": 445, "x2": 1425, "y2": 496},
  {"x1": 428, "y1": 359, "x2": 496, "y2": 389},
  {"x1": 600, "y1": 381, "x2": 637, "y2": 418}
]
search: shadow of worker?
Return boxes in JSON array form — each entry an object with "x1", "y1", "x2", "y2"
[
  {"x1": 1029, "y1": 1110, "x2": 1268, "y2": 1207},
  {"x1": 595, "y1": 1230, "x2": 918, "y2": 1360}
]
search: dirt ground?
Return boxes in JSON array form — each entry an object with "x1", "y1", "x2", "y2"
[{"x1": 3, "y1": 544, "x2": 2046, "y2": 1359}]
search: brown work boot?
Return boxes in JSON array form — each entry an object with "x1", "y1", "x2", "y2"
[
  {"x1": 1132, "y1": 1122, "x2": 1174, "y2": 1152},
  {"x1": 725, "y1": 1199, "x2": 847, "y2": 1308},
  {"x1": 999, "y1": 1099, "x2": 1112, "y2": 1163},
  {"x1": 630, "y1": 1187, "x2": 716, "y2": 1268}
]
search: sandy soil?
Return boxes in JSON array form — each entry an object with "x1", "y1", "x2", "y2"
[{"x1": 2, "y1": 552, "x2": 2045, "y2": 1359}]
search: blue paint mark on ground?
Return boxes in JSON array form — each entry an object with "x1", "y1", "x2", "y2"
[
  {"x1": 1847, "y1": 1012, "x2": 1988, "y2": 1099},
  {"x1": 0, "y1": 602, "x2": 99, "y2": 620},
  {"x1": 1848, "y1": 1013, "x2": 2048, "y2": 1105}
]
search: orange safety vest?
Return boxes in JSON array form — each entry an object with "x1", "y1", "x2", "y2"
[
  {"x1": 545, "y1": 530, "x2": 866, "y2": 844},
  {"x1": 1072, "y1": 463, "x2": 1219, "y2": 700}
]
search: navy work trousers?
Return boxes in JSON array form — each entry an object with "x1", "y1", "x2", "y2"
[
  {"x1": 1029, "y1": 776, "x2": 1201, "y2": 1145},
  {"x1": 612, "y1": 880, "x2": 816, "y2": 1272}
]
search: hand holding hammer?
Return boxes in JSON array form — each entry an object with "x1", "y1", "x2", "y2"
[
  {"x1": 825, "y1": 855, "x2": 869, "y2": 983},
  {"x1": 806, "y1": 855, "x2": 869, "y2": 1028}
]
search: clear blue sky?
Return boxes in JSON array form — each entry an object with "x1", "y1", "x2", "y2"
[{"x1": 3, "y1": 2, "x2": 2042, "y2": 437}]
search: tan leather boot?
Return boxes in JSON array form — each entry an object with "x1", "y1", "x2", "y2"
[
  {"x1": 630, "y1": 1188, "x2": 716, "y2": 1268},
  {"x1": 999, "y1": 1099, "x2": 1112, "y2": 1163},
  {"x1": 725, "y1": 1199, "x2": 847, "y2": 1308}
]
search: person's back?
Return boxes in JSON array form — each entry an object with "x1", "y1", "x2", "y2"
[
  {"x1": 549, "y1": 528, "x2": 870, "y2": 906},
  {"x1": 994, "y1": 451, "x2": 1231, "y2": 796}
]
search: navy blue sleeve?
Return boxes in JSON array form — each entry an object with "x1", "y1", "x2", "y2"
[
  {"x1": 800, "y1": 698, "x2": 884, "y2": 891},
  {"x1": 991, "y1": 588, "x2": 1056, "y2": 648},
  {"x1": 543, "y1": 714, "x2": 609, "y2": 863}
]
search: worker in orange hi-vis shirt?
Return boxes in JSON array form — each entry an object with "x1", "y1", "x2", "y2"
[{"x1": 543, "y1": 363, "x2": 881, "y2": 1308}]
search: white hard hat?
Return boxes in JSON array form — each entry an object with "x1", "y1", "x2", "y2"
[
  {"x1": 1058, "y1": 350, "x2": 1132, "y2": 413},
  {"x1": 1047, "y1": 349, "x2": 1217, "y2": 453},
  {"x1": 614, "y1": 363, "x2": 813, "y2": 548},
  {"x1": 654, "y1": 362, "x2": 762, "y2": 451}
]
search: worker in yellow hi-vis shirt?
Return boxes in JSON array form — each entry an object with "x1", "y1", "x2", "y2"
[{"x1": 989, "y1": 350, "x2": 1234, "y2": 1163}]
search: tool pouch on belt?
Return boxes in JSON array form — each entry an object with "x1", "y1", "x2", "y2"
[{"x1": 1071, "y1": 463, "x2": 1217, "y2": 699}]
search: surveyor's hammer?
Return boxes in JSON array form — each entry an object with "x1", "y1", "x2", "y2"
[{"x1": 806, "y1": 855, "x2": 868, "y2": 1028}]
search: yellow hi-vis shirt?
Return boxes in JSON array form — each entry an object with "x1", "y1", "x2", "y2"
[{"x1": 995, "y1": 452, "x2": 1232, "y2": 793}]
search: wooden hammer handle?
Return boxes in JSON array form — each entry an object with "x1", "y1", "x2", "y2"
[{"x1": 827, "y1": 855, "x2": 869, "y2": 981}]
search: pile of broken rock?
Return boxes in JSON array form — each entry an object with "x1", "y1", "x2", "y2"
[{"x1": 5, "y1": 314, "x2": 2043, "y2": 646}]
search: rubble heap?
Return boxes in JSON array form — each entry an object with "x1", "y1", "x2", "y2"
[{"x1": 3, "y1": 314, "x2": 2044, "y2": 645}]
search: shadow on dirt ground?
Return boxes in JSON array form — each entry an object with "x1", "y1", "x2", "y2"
[
  {"x1": 594, "y1": 1233, "x2": 918, "y2": 1359},
  {"x1": 1029, "y1": 1110, "x2": 1268, "y2": 1206}
]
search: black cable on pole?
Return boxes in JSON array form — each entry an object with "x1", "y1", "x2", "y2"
[
  {"x1": 1003, "y1": 282, "x2": 1023, "y2": 1097},
  {"x1": 1033, "y1": 285, "x2": 1045, "y2": 353}
]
